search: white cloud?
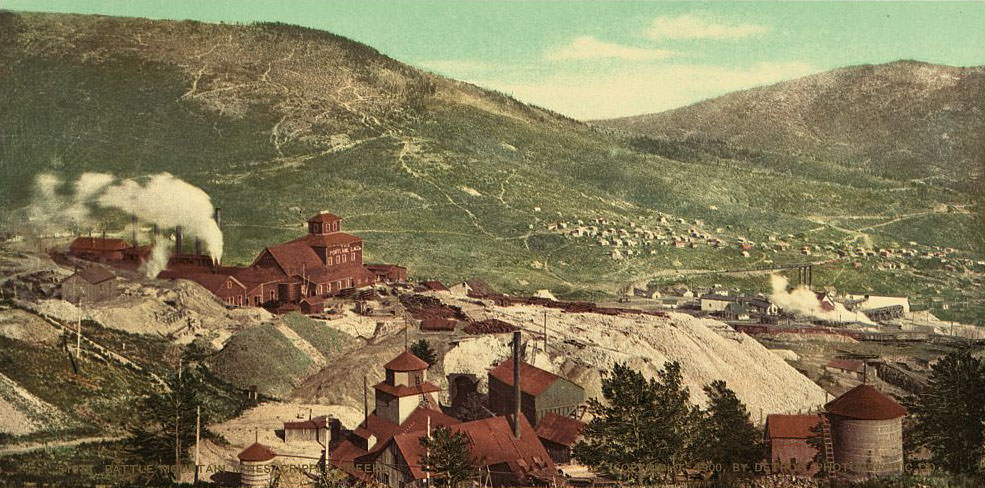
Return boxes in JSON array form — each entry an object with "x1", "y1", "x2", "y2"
[
  {"x1": 546, "y1": 36, "x2": 676, "y2": 61},
  {"x1": 471, "y1": 61, "x2": 816, "y2": 119},
  {"x1": 645, "y1": 14, "x2": 768, "y2": 40}
]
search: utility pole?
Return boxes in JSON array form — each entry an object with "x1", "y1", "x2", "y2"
[
  {"x1": 543, "y1": 310, "x2": 548, "y2": 351},
  {"x1": 194, "y1": 405, "x2": 201, "y2": 485}
]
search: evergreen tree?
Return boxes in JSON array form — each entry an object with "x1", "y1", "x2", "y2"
[
  {"x1": 696, "y1": 380, "x2": 763, "y2": 478},
  {"x1": 573, "y1": 361, "x2": 700, "y2": 483},
  {"x1": 419, "y1": 426, "x2": 477, "y2": 487},
  {"x1": 123, "y1": 366, "x2": 207, "y2": 480},
  {"x1": 410, "y1": 339, "x2": 438, "y2": 366},
  {"x1": 906, "y1": 350, "x2": 985, "y2": 475}
]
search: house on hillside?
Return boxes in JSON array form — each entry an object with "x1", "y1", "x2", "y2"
[
  {"x1": 699, "y1": 294, "x2": 733, "y2": 313},
  {"x1": 488, "y1": 360, "x2": 585, "y2": 427},
  {"x1": 61, "y1": 266, "x2": 117, "y2": 304}
]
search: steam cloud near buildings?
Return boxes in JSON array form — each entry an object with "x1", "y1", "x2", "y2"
[{"x1": 29, "y1": 171, "x2": 222, "y2": 276}]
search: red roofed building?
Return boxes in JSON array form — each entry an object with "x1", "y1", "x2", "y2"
[
  {"x1": 488, "y1": 360, "x2": 585, "y2": 427},
  {"x1": 535, "y1": 412, "x2": 586, "y2": 464},
  {"x1": 238, "y1": 442, "x2": 277, "y2": 488},
  {"x1": 68, "y1": 236, "x2": 130, "y2": 262},
  {"x1": 764, "y1": 414, "x2": 822, "y2": 475},
  {"x1": 326, "y1": 351, "x2": 458, "y2": 480},
  {"x1": 824, "y1": 385, "x2": 906, "y2": 478},
  {"x1": 371, "y1": 415, "x2": 557, "y2": 488},
  {"x1": 158, "y1": 211, "x2": 407, "y2": 311}
]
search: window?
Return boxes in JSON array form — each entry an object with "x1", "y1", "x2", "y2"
[
  {"x1": 342, "y1": 254, "x2": 347, "y2": 263},
  {"x1": 351, "y1": 252, "x2": 356, "y2": 262}
]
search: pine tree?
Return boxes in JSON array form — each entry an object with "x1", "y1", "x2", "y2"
[
  {"x1": 123, "y1": 366, "x2": 207, "y2": 482},
  {"x1": 419, "y1": 426, "x2": 477, "y2": 487},
  {"x1": 696, "y1": 380, "x2": 763, "y2": 478},
  {"x1": 906, "y1": 350, "x2": 985, "y2": 475},
  {"x1": 410, "y1": 339, "x2": 437, "y2": 366},
  {"x1": 573, "y1": 361, "x2": 700, "y2": 483}
]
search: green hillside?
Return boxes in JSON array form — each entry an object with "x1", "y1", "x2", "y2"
[{"x1": 0, "y1": 12, "x2": 981, "y2": 322}]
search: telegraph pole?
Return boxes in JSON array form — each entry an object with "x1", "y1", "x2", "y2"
[{"x1": 194, "y1": 405, "x2": 201, "y2": 484}]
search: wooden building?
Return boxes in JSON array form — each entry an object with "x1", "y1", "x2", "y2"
[
  {"x1": 61, "y1": 266, "x2": 116, "y2": 304},
  {"x1": 67, "y1": 236, "x2": 130, "y2": 262},
  {"x1": 488, "y1": 360, "x2": 585, "y2": 427},
  {"x1": 535, "y1": 412, "x2": 586, "y2": 465},
  {"x1": 764, "y1": 414, "x2": 822, "y2": 475},
  {"x1": 283, "y1": 415, "x2": 337, "y2": 444}
]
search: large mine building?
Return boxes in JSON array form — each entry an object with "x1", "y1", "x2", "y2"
[{"x1": 160, "y1": 211, "x2": 406, "y2": 309}]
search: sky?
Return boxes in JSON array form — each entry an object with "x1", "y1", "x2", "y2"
[{"x1": 7, "y1": 1, "x2": 985, "y2": 119}]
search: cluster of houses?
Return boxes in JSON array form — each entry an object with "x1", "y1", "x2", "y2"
[{"x1": 238, "y1": 335, "x2": 589, "y2": 488}]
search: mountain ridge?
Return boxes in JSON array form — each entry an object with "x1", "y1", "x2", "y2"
[{"x1": 597, "y1": 60, "x2": 985, "y2": 193}]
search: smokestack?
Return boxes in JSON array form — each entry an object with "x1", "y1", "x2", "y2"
[
  {"x1": 363, "y1": 375, "x2": 369, "y2": 426},
  {"x1": 214, "y1": 207, "x2": 222, "y2": 230},
  {"x1": 175, "y1": 226, "x2": 183, "y2": 255},
  {"x1": 194, "y1": 238, "x2": 202, "y2": 257},
  {"x1": 131, "y1": 215, "x2": 138, "y2": 248},
  {"x1": 808, "y1": 265, "x2": 813, "y2": 288},
  {"x1": 512, "y1": 330, "x2": 522, "y2": 439}
]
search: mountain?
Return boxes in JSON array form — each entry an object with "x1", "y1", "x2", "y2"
[
  {"x1": 1, "y1": 12, "x2": 981, "y2": 322},
  {"x1": 598, "y1": 61, "x2": 985, "y2": 192}
]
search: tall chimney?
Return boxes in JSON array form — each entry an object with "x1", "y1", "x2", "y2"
[
  {"x1": 131, "y1": 215, "x2": 138, "y2": 248},
  {"x1": 512, "y1": 330, "x2": 522, "y2": 439},
  {"x1": 194, "y1": 238, "x2": 202, "y2": 257},
  {"x1": 214, "y1": 207, "x2": 222, "y2": 230},
  {"x1": 175, "y1": 226, "x2": 183, "y2": 255},
  {"x1": 363, "y1": 375, "x2": 369, "y2": 426}
]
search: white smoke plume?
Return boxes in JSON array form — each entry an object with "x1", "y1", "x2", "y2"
[
  {"x1": 142, "y1": 236, "x2": 173, "y2": 278},
  {"x1": 27, "y1": 171, "x2": 223, "y2": 274},
  {"x1": 94, "y1": 172, "x2": 223, "y2": 261},
  {"x1": 769, "y1": 274, "x2": 874, "y2": 325}
]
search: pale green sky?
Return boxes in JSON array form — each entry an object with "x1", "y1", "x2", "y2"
[{"x1": 7, "y1": 1, "x2": 985, "y2": 118}]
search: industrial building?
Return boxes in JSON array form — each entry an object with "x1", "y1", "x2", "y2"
[
  {"x1": 487, "y1": 359, "x2": 586, "y2": 427},
  {"x1": 535, "y1": 412, "x2": 586, "y2": 465},
  {"x1": 60, "y1": 265, "x2": 117, "y2": 304},
  {"x1": 158, "y1": 211, "x2": 407, "y2": 311}
]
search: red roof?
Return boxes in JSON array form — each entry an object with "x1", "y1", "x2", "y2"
[
  {"x1": 298, "y1": 233, "x2": 361, "y2": 248},
  {"x1": 535, "y1": 413, "x2": 586, "y2": 447},
  {"x1": 387, "y1": 415, "x2": 555, "y2": 483},
  {"x1": 825, "y1": 385, "x2": 907, "y2": 420},
  {"x1": 69, "y1": 236, "x2": 130, "y2": 252},
  {"x1": 421, "y1": 318, "x2": 457, "y2": 331},
  {"x1": 164, "y1": 272, "x2": 246, "y2": 296},
  {"x1": 489, "y1": 360, "x2": 562, "y2": 396},
  {"x1": 308, "y1": 212, "x2": 342, "y2": 223},
  {"x1": 262, "y1": 241, "x2": 325, "y2": 276},
  {"x1": 238, "y1": 442, "x2": 276, "y2": 462},
  {"x1": 765, "y1": 414, "x2": 822, "y2": 439},
  {"x1": 384, "y1": 351, "x2": 430, "y2": 372},
  {"x1": 422, "y1": 280, "x2": 449, "y2": 291},
  {"x1": 826, "y1": 359, "x2": 864, "y2": 373}
]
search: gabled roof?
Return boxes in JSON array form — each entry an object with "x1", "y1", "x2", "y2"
[
  {"x1": 308, "y1": 212, "x2": 342, "y2": 223},
  {"x1": 238, "y1": 442, "x2": 276, "y2": 462},
  {"x1": 535, "y1": 413, "x2": 586, "y2": 447},
  {"x1": 261, "y1": 241, "x2": 325, "y2": 276},
  {"x1": 700, "y1": 294, "x2": 733, "y2": 301},
  {"x1": 69, "y1": 236, "x2": 130, "y2": 252},
  {"x1": 387, "y1": 415, "x2": 555, "y2": 483},
  {"x1": 765, "y1": 414, "x2": 821, "y2": 439},
  {"x1": 384, "y1": 351, "x2": 430, "y2": 372},
  {"x1": 489, "y1": 360, "x2": 564, "y2": 396},
  {"x1": 175, "y1": 272, "x2": 246, "y2": 296},
  {"x1": 72, "y1": 266, "x2": 116, "y2": 285},
  {"x1": 825, "y1": 385, "x2": 906, "y2": 420}
]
